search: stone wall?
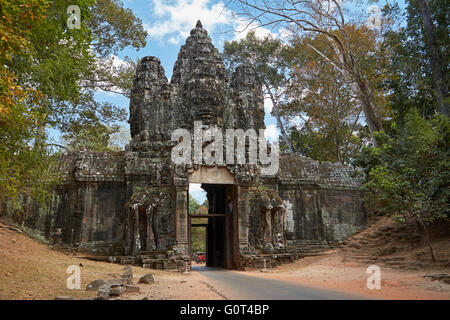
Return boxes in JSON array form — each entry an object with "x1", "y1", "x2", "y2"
[{"x1": 257, "y1": 153, "x2": 367, "y2": 251}]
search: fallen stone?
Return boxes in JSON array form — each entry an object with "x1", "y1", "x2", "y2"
[
  {"x1": 109, "y1": 278, "x2": 128, "y2": 286},
  {"x1": 263, "y1": 243, "x2": 274, "y2": 254},
  {"x1": 107, "y1": 273, "x2": 122, "y2": 278},
  {"x1": 142, "y1": 296, "x2": 149, "y2": 300},
  {"x1": 86, "y1": 279, "x2": 110, "y2": 291},
  {"x1": 125, "y1": 285, "x2": 140, "y2": 293},
  {"x1": 424, "y1": 273, "x2": 450, "y2": 283},
  {"x1": 377, "y1": 247, "x2": 398, "y2": 256},
  {"x1": 97, "y1": 284, "x2": 111, "y2": 300},
  {"x1": 124, "y1": 265, "x2": 133, "y2": 270},
  {"x1": 110, "y1": 285, "x2": 126, "y2": 296},
  {"x1": 139, "y1": 273, "x2": 155, "y2": 284},
  {"x1": 121, "y1": 266, "x2": 133, "y2": 284}
]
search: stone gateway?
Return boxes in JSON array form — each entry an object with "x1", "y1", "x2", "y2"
[{"x1": 2, "y1": 22, "x2": 367, "y2": 270}]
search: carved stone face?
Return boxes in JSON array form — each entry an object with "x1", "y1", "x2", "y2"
[{"x1": 189, "y1": 79, "x2": 223, "y2": 126}]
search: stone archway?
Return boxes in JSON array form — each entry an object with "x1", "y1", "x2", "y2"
[{"x1": 187, "y1": 166, "x2": 240, "y2": 269}]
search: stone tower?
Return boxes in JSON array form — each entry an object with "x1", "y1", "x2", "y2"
[{"x1": 123, "y1": 21, "x2": 268, "y2": 268}]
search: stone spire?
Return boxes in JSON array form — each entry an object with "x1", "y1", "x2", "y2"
[
  {"x1": 196, "y1": 20, "x2": 202, "y2": 28},
  {"x1": 171, "y1": 22, "x2": 225, "y2": 128}
]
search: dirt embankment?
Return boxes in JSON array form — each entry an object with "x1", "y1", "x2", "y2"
[
  {"x1": 244, "y1": 216, "x2": 450, "y2": 300},
  {"x1": 338, "y1": 216, "x2": 450, "y2": 270},
  {"x1": 0, "y1": 222, "x2": 222, "y2": 300}
]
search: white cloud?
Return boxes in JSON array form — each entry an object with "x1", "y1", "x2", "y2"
[
  {"x1": 264, "y1": 97, "x2": 273, "y2": 113},
  {"x1": 277, "y1": 27, "x2": 295, "y2": 41},
  {"x1": 109, "y1": 55, "x2": 129, "y2": 68},
  {"x1": 264, "y1": 124, "x2": 279, "y2": 142},
  {"x1": 233, "y1": 20, "x2": 275, "y2": 41},
  {"x1": 168, "y1": 36, "x2": 179, "y2": 45},
  {"x1": 189, "y1": 183, "x2": 203, "y2": 193},
  {"x1": 146, "y1": 0, "x2": 233, "y2": 44}
]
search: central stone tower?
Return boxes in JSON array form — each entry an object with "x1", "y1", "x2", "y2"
[{"x1": 123, "y1": 21, "x2": 267, "y2": 269}]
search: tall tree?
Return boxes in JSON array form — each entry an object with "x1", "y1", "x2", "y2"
[
  {"x1": 235, "y1": 0, "x2": 386, "y2": 137},
  {"x1": 8, "y1": 0, "x2": 147, "y2": 151},
  {"x1": 281, "y1": 34, "x2": 369, "y2": 163},
  {"x1": 0, "y1": 0, "x2": 147, "y2": 206},
  {"x1": 415, "y1": 0, "x2": 448, "y2": 116},
  {"x1": 0, "y1": 0, "x2": 61, "y2": 205}
]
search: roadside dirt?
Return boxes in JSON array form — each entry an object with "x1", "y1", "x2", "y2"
[{"x1": 0, "y1": 224, "x2": 222, "y2": 300}]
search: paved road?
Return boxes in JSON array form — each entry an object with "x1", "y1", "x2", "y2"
[{"x1": 193, "y1": 266, "x2": 365, "y2": 300}]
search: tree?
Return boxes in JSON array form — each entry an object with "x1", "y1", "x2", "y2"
[
  {"x1": 279, "y1": 31, "x2": 373, "y2": 163},
  {"x1": 189, "y1": 197, "x2": 201, "y2": 215},
  {"x1": 7, "y1": 0, "x2": 146, "y2": 151},
  {"x1": 0, "y1": 0, "x2": 61, "y2": 206},
  {"x1": 0, "y1": 0, "x2": 146, "y2": 207},
  {"x1": 223, "y1": 31, "x2": 294, "y2": 151},
  {"x1": 415, "y1": 0, "x2": 448, "y2": 116},
  {"x1": 234, "y1": 0, "x2": 387, "y2": 137},
  {"x1": 382, "y1": 0, "x2": 448, "y2": 118},
  {"x1": 354, "y1": 110, "x2": 449, "y2": 261}
]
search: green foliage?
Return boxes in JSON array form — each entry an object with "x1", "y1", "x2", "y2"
[
  {"x1": 354, "y1": 109, "x2": 449, "y2": 224},
  {"x1": 223, "y1": 31, "x2": 289, "y2": 88},
  {"x1": 0, "y1": 0, "x2": 146, "y2": 208},
  {"x1": 189, "y1": 197, "x2": 206, "y2": 253},
  {"x1": 61, "y1": 111, "x2": 115, "y2": 151},
  {"x1": 189, "y1": 197, "x2": 200, "y2": 215},
  {"x1": 88, "y1": 0, "x2": 147, "y2": 57},
  {"x1": 190, "y1": 226, "x2": 206, "y2": 254},
  {"x1": 281, "y1": 125, "x2": 370, "y2": 164},
  {"x1": 383, "y1": 0, "x2": 449, "y2": 118},
  {"x1": 0, "y1": 0, "x2": 61, "y2": 206}
]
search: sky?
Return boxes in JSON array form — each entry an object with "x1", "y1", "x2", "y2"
[{"x1": 73, "y1": 0, "x2": 406, "y2": 203}]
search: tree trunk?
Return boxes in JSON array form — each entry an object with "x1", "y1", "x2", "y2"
[
  {"x1": 417, "y1": 0, "x2": 448, "y2": 116},
  {"x1": 416, "y1": 217, "x2": 436, "y2": 263},
  {"x1": 263, "y1": 82, "x2": 295, "y2": 153},
  {"x1": 353, "y1": 74, "x2": 383, "y2": 135}
]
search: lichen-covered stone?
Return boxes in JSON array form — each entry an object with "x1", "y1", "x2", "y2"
[{"x1": 138, "y1": 274, "x2": 155, "y2": 284}]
